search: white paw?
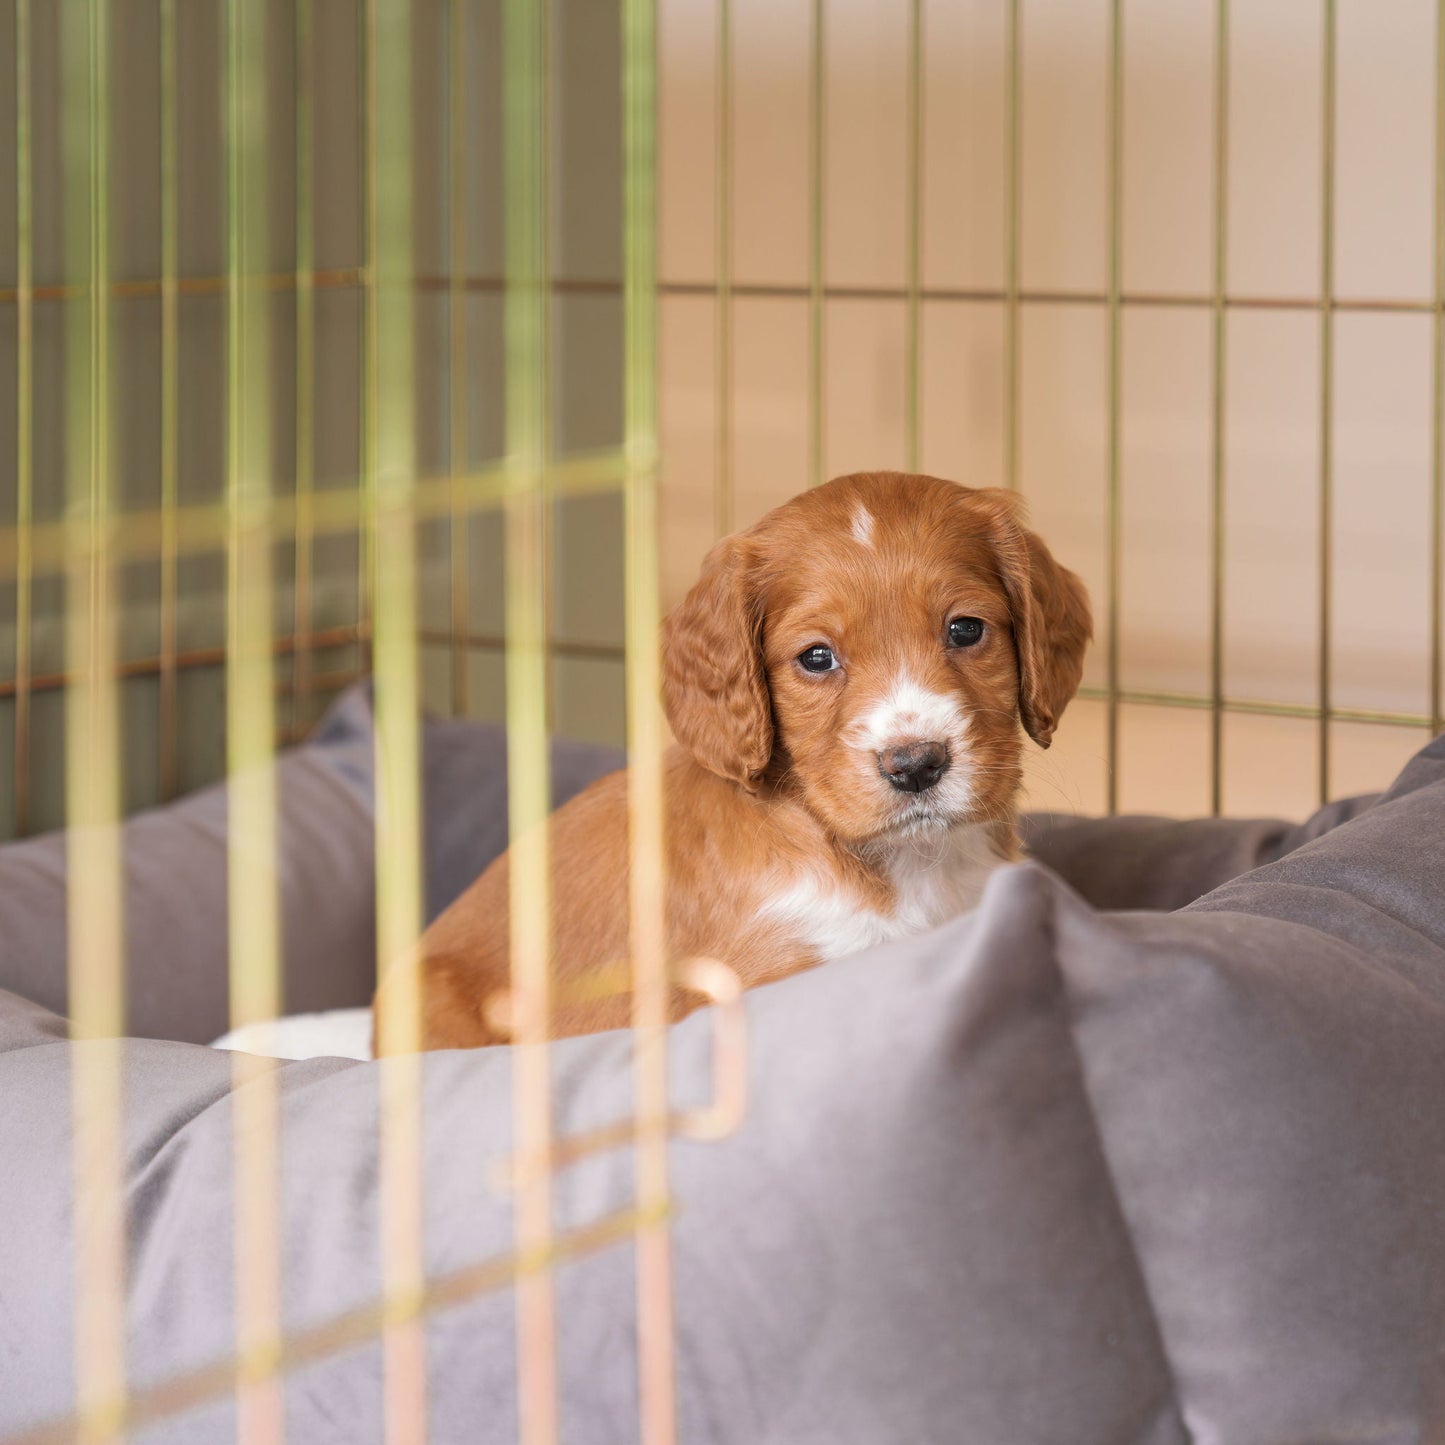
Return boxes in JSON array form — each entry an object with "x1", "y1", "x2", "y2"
[{"x1": 210, "y1": 1007, "x2": 374, "y2": 1062}]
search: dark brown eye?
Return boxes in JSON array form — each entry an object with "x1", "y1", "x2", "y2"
[
  {"x1": 797, "y1": 645, "x2": 839, "y2": 673},
  {"x1": 947, "y1": 617, "x2": 985, "y2": 648}
]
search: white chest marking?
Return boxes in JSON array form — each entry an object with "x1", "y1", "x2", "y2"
[{"x1": 755, "y1": 824, "x2": 1002, "y2": 963}]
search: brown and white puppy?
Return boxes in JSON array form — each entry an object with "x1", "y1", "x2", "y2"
[{"x1": 378, "y1": 471, "x2": 1091, "y2": 1051}]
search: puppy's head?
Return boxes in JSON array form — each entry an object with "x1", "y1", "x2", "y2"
[{"x1": 661, "y1": 472, "x2": 1092, "y2": 845}]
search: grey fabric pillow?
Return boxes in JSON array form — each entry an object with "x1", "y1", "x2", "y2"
[
  {"x1": 0, "y1": 686, "x2": 379, "y2": 1046},
  {"x1": 2, "y1": 732, "x2": 1443, "y2": 1443},
  {"x1": 1020, "y1": 789, "x2": 1380, "y2": 912},
  {"x1": 0, "y1": 687, "x2": 626, "y2": 1046}
]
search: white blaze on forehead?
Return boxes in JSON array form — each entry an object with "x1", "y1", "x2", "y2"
[
  {"x1": 850, "y1": 503, "x2": 875, "y2": 548},
  {"x1": 846, "y1": 672, "x2": 966, "y2": 750}
]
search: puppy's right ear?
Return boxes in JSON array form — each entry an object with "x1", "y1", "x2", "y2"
[{"x1": 661, "y1": 535, "x2": 772, "y2": 790}]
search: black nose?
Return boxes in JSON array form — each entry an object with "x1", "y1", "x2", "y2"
[{"x1": 877, "y1": 741, "x2": 950, "y2": 794}]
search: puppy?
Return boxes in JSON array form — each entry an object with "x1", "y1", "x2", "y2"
[{"x1": 378, "y1": 471, "x2": 1091, "y2": 1050}]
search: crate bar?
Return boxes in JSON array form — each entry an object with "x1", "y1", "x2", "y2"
[
  {"x1": 13, "y1": 0, "x2": 31, "y2": 834},
  {"x1": 1003, "y1": 0, "x2": 1021, "y2": 492},
  {"x1": 0, "y1": 448, "x2": 635, "y2": 582},
  {"x1": 624, "y1": 0, "x2": 675, "y2": 1437},
  {"x1": 808, "y1": 0, "x2": 825, "y2": 488},
  {"x1": 503, "y1": 0, "x2": 559, "y2": 1436},
  {"x1": 1105, "y1": 0, "x2": 1124, "y2": 814},
  {"x1": 448, "y1": 0, "x2": 469, "y2": 716},
  {"x1": 0, "y1": 624, "x2": 366, "y2": 704},
  {"x1": 1076, "y1": 682, "x2": 1433, "y2": 728},
  {"x1": 1318, "y1": 0, "x2": 1337, "y2": 801},
  {"x1": 224, "y1": 0, "x2": 284, "y2": 1436},
  {"x1": 4, "y1": 1201, "x2": 665, "y2": 1445},
  {"x1": 18, "y1": 271, "x2": 1445, "y2": 315},
  {"x1": 356, "y1": 7, "x2": 373, "y2": 676},
  {"x1": 714, "y1": 0, "x2": 733, "y2": 536},
  {"x1": 1209, "y1": 0, "x2": 1230, "y2": 814},
  {"x1": 1433, "y1": 0, "x2": 1445, "y2": 738},
  {"x1": 904, "y1": 0, "x2": 923, "y2": 474},
  {"x1": 158, "y1": 0, "x2": 179, "y2": 800},
  {"x1": 294, "y1": 0, "x2": 316, "y2": 733},
  {"x1": 62, "y1": 0, "x2": 129, "y2": 1436},
  {"x1": 367, "y1": 1, "x2": 428, "y2": 1441},
  {"x1": 652, "y1": 279, "x2": 1445, "y2": 313}
]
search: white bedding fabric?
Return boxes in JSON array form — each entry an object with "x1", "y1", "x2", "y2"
[{"x1": 210, "y1": 1006, "x2": 374, "y2": 1061}]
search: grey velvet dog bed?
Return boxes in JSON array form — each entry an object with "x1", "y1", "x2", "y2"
[{"x1": 2, "y1": 687, "x2": 1443, "y2": 1443}]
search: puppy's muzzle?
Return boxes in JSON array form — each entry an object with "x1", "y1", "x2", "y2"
[{"x1": 877, "y1": 741, "x2": 950, "y2": 794}]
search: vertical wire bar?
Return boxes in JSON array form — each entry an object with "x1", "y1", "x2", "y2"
[
  {"x1": 448, "y1": 0, "x2": 469, "y2": 715},
  {"x1": 13, "y1": 0, "x2": 31, "y2": 834},
  {"x1": 714, "y1": 0, "x2": 732, "y2": 537},
  {"x1": 503, "y1": 0, "x2": 557, "y2": 1437},
  {"x1": 367, "y1": 2, "x2": 428, "y2": 1441},
  {"x1": 808, "y1": 0, "x2": 825, "y2": 488},
  {"x1": 1433, "y1": 0, "x2": 1444, "y2": 738},
  {"x1": 356, "y1": 9, "x2": 373, "y2": 676},
  {"x1": 1105, "y1": 0, "x2": 1124, "y2": 814},
  {"x1": 224, "y1": 1, "x2": 283, "y2": 1436},
  {"x1": 624, "y1": 0, "x2": 674, "y2": 1438},
  {"x1": 62, "y1": 0, "x2": 128, "y2": 1435},
  {"x1": 904, "y1": 0, "x2": 923, "y2": 473},
  {"x1": 1209, "y1": 0, "x2": 1229, "y2": 814},
  {"x1": 1003, "y1": 0, "x2": 1021, "y2": 492},
  {"x1": 1318, "y1": 0, "x2": 1337, "y2": 801},
  {"x1": 293, "y1": 0, "x2": 315, "y2": 733},
  {"x1": 158, "y1": 0, "x2": 179, "y2": 798}
]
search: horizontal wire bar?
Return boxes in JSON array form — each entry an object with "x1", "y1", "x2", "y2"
[
  {"x1": 8, "y1": 272, "x2": 1445, "y2": 315},
  {"x1": 0, "y1": 623, "x2": 365, "y2": 701},
  {"x1": 654, "y1": 280, "x2": 1445, "y2": 312},
  {"x1": 0, "y1": 447, "x2": 633, "y2": 578},
  {"x1": 0, "y1": 270, "x2": 630, "y2": 304},
  {"x1": 0, "y1": 1201, "x2": 671, "y2": 1445},
  {"x1": 417, "y1": 628, "x2": 625, "y2": 662},
  {"x1": 1080, "y1": 683, "x2": 1432, "y2": 730}
]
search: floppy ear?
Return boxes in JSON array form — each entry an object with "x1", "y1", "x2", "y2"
[
  {"x1": 974, "y1": 491, "x2": 1093, "y2": 749},
  {"x1": 660, "y1": 535, "x2": 773, "y2": 789}
]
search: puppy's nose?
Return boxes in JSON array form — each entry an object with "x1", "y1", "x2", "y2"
[{"x1": 877, "y1": 741, "x2": 950, "y2": 794}]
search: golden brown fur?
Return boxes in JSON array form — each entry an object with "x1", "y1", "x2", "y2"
[{"x1": 376, "y1": 472, "x2": 1092, "y2": 1051}]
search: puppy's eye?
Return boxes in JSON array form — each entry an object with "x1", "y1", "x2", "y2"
[
  {"x1": 947, "y1": 616, "x2": 985, "y2": 648},
  {"x1": 797, "y1": 645, "x2": 839, "y2": 674}
]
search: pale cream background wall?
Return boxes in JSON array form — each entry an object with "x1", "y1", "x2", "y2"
[{"x1": 0, "y1": 0, "x2": 1439, "y2": 835}]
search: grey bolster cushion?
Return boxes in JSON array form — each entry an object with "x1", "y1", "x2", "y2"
[
  {"x1": 0, "y1": 685, "x2": 625, "y2": 1045},
  {"x1": 3, "y1": 676, "x2": 1362, "y2": 1046},
  {"x1": 1, "y1": 718, "x2": 1442, "y2": 1441}
]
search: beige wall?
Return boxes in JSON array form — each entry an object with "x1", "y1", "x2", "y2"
[
  {"x1": 658, "y1": 0, "x2": 1442, "y2": 818},
  {"x1": 0, "y1": 0, "x2": 1439, "y2": 835}
]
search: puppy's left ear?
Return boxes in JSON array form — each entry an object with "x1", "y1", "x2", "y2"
[{"x1": 973, "y1": 490, "x2": 1093, "y2": 749}]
